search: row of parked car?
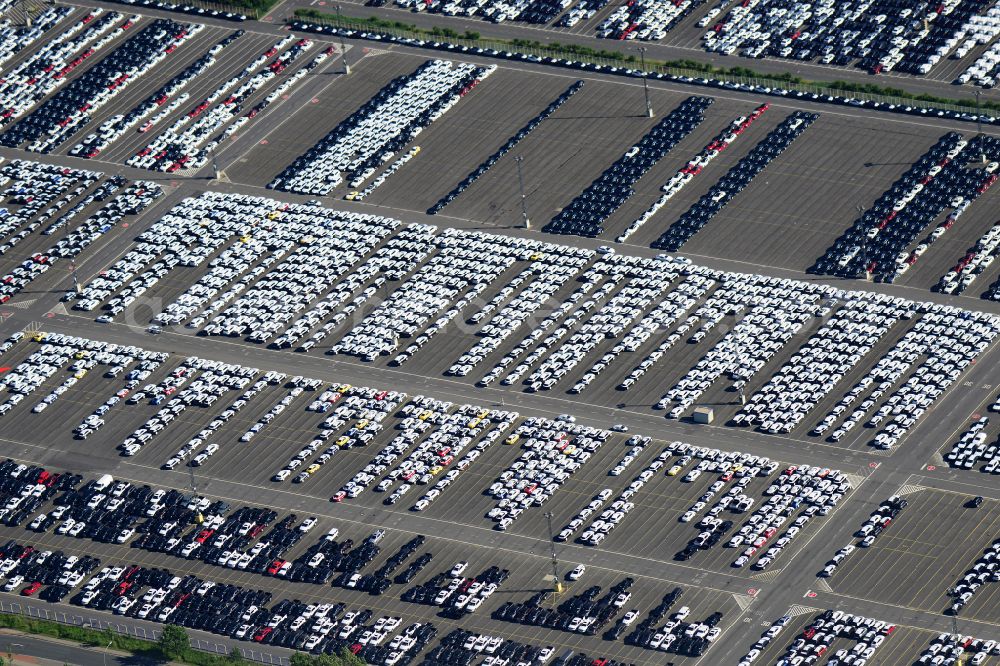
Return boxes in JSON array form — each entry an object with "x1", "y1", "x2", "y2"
[
  {"x1": 71, "y1": 30, "x2": 244, "y2": 159},
  {"x1": 736, "y1": 614, "x2": 792, "y2": 666},
  {"x1": 403, "y1": 563, "x2": 507, "y2": 617},
  {"x1": 914, "y1": 633, "x2": 1000, "y2": 665},
  {"x1": 270, "y1": 59, "x2": 492, "y2": 195},
  {"x1": 110, "y1": 0, "x2": 248, "y2": 21},
  {"x1": 937, "y1": 220, "x2": 1000, "y2": 296},
  {"x1": 954, "y1": 3, "x2": 1000, "y2": 86},
  {"x1": 544, "y1": 96, "x2": 714, "y2": 238},
  {"x1": 495, "y1": 578, "x2": 636, "y2": 638},
  {"x1": 293, "y1": 20, "x2": 1000, "y2": 127},
  {"x1": 425, "y1": 630, "x2": 552, "y2": 666},
  {"x1": 617, "y1": 102, "x2": 770, "y2": 243},
  {"x1": 428, "y1": 80, "x2": 584, "y2": 215},
  {"x1": 651, "y1": 110, "x2": 817, "y2": 251},
  {"x1": 0, "y1": 539, "x2": 100, "y2": 600},
  {"x1": 946, "y1": 537, "x2": 1000, "y2": 615},
  {"x1": 0, "y1": 19, "x2": 200, "y2": 153},
  {"x1": 818, "y1": 495, "x2": 907, "y2": 577}
]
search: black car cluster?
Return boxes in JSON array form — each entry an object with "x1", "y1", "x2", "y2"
[
  {"x1": 330, "y1": 534, "x2": 423, "y2": 594},
  {"x1": 0, "y1": 19, "x2": 190, "y2": 151},
  {"x1": 425, "y1": 629, "x2": 548, "y2": 666},
  {"x1": 674, "y1": 519, "x2": 734, "y2": 561},
  {"x1": 0, "y1": 539, "x2": 100, "y2": 600},
  {"x1": 812, "y1": 132, "x2": 1000, "y2": 282},
  {"x1": 0, "y1": 461, "x2": 79, "y2": 528},
  {"x1": 493, "y1": 578, "x2": 632, "y2": 634},
  {"x1": 544, "y1": 96, "x2": 713, "y2": 238},
  {"x1": 651, "y1": 110, "x2": 818, "y2": 251},
  {"x1": 428, "y1": 80, "x2": 584, "y2": 215}
]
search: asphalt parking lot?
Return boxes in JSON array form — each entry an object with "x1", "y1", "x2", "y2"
[
  {"x1": 0, "y1": 2, "x2": 1000, "y2": 663},
  {"x1": 827, "y1": 488, "x2": 1000, "y2": 624}
]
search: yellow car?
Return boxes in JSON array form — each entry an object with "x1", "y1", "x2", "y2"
[
  {"x1": 418, "y1": 410, "x2": 432, "y2": 421},
  {"x1": 32, "y1": 332, "x2": 46, "y2": 342},
  {"x1": 239, "y1": 235, "x2": 251, "y2": 243},
  {"x1": 306, "y1": 464, "x2": 321, "y2": 475},
  {"x1": 562, "y1": 444, "x2": 577, "y2": 456},
  {"x1": 356, "y1": 419, "x2": 369, "y2": 430},
  {"x1": 336, "y1": 436, "x2": 350, "y2": 447},
  {"x1": 345, "y1": 191, "x2": 359, "y2": 201},
  {"x1": 338, "y1": 384, "x2": 352, "y2": 392},
  {"x1": 667, "y1": 465, "x2": 683, "y2": 476},
  {"x1": 74, "y1": 351, "x2": 90, "y2": 359},
  {"x1": 505, "y1": 434, "x2": 519, "y2": 445},
  {"x1": 74, "y1": 369, "x2": 87, "y2": 379},
  {"x1": 429, "y1": 465, "x2": 443, "y2": 476},
  {"x1": 529, "y1": 252, "x2": 542, "y2": 261},
  {"x1": 468, "y1": 418, "x2": 481, "y2": 429},
  {"x1": 477, "y1": 409, "x2": 489, "y2": 419},
  {"x1": 267, "y1": 211, "x2": 280, "y2": 220}
]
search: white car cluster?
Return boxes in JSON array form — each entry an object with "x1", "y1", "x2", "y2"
[
  {"x1": 486, "y1": 418, "x2": 609, "y2": 531},
  {"x1": 118, "y1": 357, "x2": 256, "y2": 457},
  {"x1": 74, "y1": 352, "x2": 166, "y2": 440},
  {"x1": 0, "y1": 5, "x2": 73, "y2": 72},
  {"x1": 915, "y1": 633, "x2": 1000, "y2": 665},
  {"x1": 276, "y1": 383, "x2": 402, "y2": 484},
  {"x1": 729, "y1": 461, "x2": 849, "y2": 570},
  {"x1": 741, "y1": 296, "x2": 997, "y2": 447},
  {"x1": 1, "y1": 180, "x2": 160, "y2": 304},
  {"x1": 660, "y1": 273, "x2": 822, "y2": 418},
  {"x1": 577, "y1": 446, "x2": 668, "y2": 546},
  {"x1": 554, "y1": 487, "x2": 614, "y2": 543},
  {"x1": 408, "y1": 406, "x2": 517, "y2": 511},
  {"x1": 947, "y1": 538, "x2": 1000, "y2": 615},
  {"x1": 275, "y1": 224, "x2": 439, "y2": 353},
  {"x1": 0, "y1": 10, "x2": 128, "y2": 130},
  {"x1": 270, "y1": 59, "x2": 493, "y2": 195},
  {"x1": 346, "y1": 145, "x2": 421, "y2": 201},
  {"x1": 334, "y1": 228, "x2": 524, "y2": 362},
  {"x1": 597, "y1": 0, "x2": 701, "y2": 40},
  {"x1": 944, "y1": 416, "x2": 998, "y2": 472},
  {"x1": 938, "y1": 221, "x2": 1000, "y2": 295},
  {"x1": 956, "y1": 3, "x2": 1000, "y2": 86},
  {"x1": 127, "y1": 36, "x2": 322, "y2": 172},
  {"x1": 450, "y1": 245, "x2": 591, "y2": 379},
  {"x1": 617, "y1": 103, "x2": 769, "y2": 242},
  {"x1": 71, "y1": 30, "x2": 241, "y2": 159},
  {"x1": 773, "y1": 611, "x2": 895, "y2": 666}
]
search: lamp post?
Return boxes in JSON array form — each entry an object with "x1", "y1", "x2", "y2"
[
  {"x1": 103, "y1": 637, "x2": 113, "y2": 666},
  {"x1": 543, "y1": 511, "x2": 562, "y2": 593},
  {"x1": 638, "y1": 46, "x2": 653, "y2": 118},
  {"x1": 339, "y1": 32, "x2": 350, "y2": 75},
  {"x1": 514, "y1": 155, "x2": 530, "y2": 229}
]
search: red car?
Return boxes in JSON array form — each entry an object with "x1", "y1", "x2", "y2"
[
  {"x1": 21, "y1": 582, "x2": 41, "y2": 596},
  {"x1": 266, "y1": 559, "x2": 285, "y2": 575},
  {"x1": 253, "y1": 627, "x2": 272, "y2": 643}
]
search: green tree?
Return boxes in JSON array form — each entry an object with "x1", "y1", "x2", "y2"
[
  {"x1": 227, "y1": 647, "x2": 246, "y2": 664},
  {"x1": 157, "y1": 624, "x2": 189, "y2": 660},
  {"x1": 289, "y1": 653, "x2": 316, "y2": 666}
]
